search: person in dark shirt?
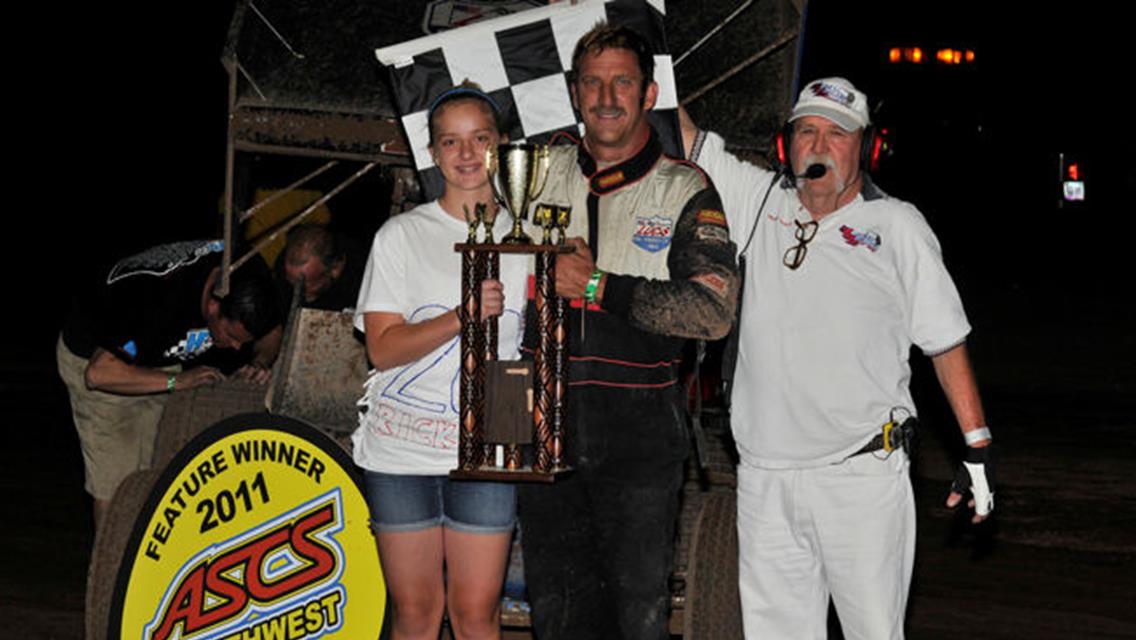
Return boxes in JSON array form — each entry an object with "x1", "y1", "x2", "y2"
[{"x1": 57, "y1": 240, "x2": 282, "y2": 529}]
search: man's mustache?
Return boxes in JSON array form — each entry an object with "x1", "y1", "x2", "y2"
[
  {"x1": 803, "y1": 154, "x2": 837, "y2": 172},
  {"x1": 589, "y1": 107, "x2": 626, "y2": 118}
]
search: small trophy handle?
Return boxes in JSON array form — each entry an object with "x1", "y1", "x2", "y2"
[
  {"x1": 485, "y1": 147, "x2": 504, "y2": 206},
  {"x1": 528, "y1": 146, "x2": 551, "y2": 202}
]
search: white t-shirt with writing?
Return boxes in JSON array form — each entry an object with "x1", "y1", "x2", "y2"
[{"x1": 353, "y1": 200, "x2": 528, "y2": 475}]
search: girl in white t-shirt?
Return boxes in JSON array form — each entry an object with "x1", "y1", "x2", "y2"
[{"x1": 353, "y1": 84, "x2": 526, "y2": 639}]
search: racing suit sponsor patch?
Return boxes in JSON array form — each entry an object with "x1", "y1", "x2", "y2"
[
  {"x1": 597, "y1": 171, "x2": 626, "y2": 189},
  {"x1": 632, "y1": 215, "x2": 673, "y2": 253},
  {"x1": 695, "y1": 225, "x2": 730, "y2": 244},
  {"x1": 696, "y1": 209, "x2": 727, "y2": 227},
  {"x1": 690, "y1": 272, "x2": 729, "y2": 298}
]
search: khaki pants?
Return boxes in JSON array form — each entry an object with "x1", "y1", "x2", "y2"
[{"x1": 56, "y1": 336, "x2": 175, "y2": 500}]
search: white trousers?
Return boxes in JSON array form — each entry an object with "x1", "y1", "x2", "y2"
[{"x1": 736, "y1": 451, "x2": 915, "y2": 640}]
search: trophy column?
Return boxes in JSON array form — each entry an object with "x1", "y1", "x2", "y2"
[
  {"x1": 458, "y1": 246, "x2": 485, "y2": 470},
  {"x1": 533, "y1": 249, "x2": 554, "y2": 473},
  {"x1": 483, "y1": 250, "x2": 501, "y2": 466},
  {"x1": 452, "y1": 243, "x2": 573, "y2": 482},
  {"x1": 552, "y1": 275, "x2": 567, "y2": 468}
]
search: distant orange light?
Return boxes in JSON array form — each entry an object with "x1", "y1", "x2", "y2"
[
  {"x1": 910, "y1": 47, "x2": 923, "y2": 63},
  {"x1": 965, "y1": 50, "x2": 976, "y2": 63},
  {"x1": 888, "y1": 47, "x2": 901, "y2": 63},
  {"x1": 936, "y1": 49, "x2": 965, "y2": 64},
  {"x1": 1068, "y1": 163, "x2": 1080, "y2": 181}
]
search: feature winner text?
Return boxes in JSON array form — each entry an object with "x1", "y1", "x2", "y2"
[{"x1": 145, "y1": 437, "x2": 327, "y2": 561}]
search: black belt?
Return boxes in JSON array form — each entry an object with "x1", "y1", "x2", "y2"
[{"x1": 851, "y1": 432, "x2": 890, "y2": 456}]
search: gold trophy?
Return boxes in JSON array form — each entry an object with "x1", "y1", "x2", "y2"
[
  {"x1": 534, "y1": 204, "x2": 555, "y2": 244},
  {"x1": 554, "y1": 204, "x2": 572, "y2": 245},
  {"x1": 488, "y1": 143, "x2": 550, "y2": 244},
  {"x1": 482, "y1": 201, "x2": 499, "y2": 244},
  {"x1": 534, "y1": 204, "x2": 571, "y2": 245},
  {"x1": 462, "y1": 203, "x2": 485, "y2": 243}
]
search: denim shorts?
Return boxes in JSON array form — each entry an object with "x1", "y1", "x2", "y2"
[{"x1": 364, "y1": 471, "x2": 516, "y2": 534}]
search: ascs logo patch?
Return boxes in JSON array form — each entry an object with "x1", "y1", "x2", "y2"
[
  {"x1": 632, "y1": 215, "x2": 674, "y2": 253},
  {"x1": 109, "y1": 413, "x2": 387, "y2": 640}
]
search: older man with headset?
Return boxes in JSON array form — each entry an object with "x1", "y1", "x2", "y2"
[{"x1": 680, "y1": 76, "x2": 995, "y2": 638}]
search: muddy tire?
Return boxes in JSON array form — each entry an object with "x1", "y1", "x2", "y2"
[
  {"x1": 85, "y1": 468, "x2": 161, "y2": 640},
  {"x1": 682, "y1": 489, "x2": 742, "y2": 640},
  {"x1": 85, "y1": 380, "x2": 267, "y2": 639},
  {"x1": 152, "y1": 379, "x2": 267, "y2": 469}
]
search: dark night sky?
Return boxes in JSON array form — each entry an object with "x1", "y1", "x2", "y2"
[
  {"x1": 9, "y1": 1, "x2": 1127, "y2": 371},
  {"x1": 797, "y1": 2, "x2": 1126, "y2": 312},
  {"x1": 3, "y1": 7, "x2": 1128, "y2": 635}
]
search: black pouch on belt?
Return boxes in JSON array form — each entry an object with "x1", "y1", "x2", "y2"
[
  {"x1": 852, "y1": 416, "x2": 920, "y2": 457},
  {"x1": 885, "y1": 416, "x2": 919, "y2": 453}
]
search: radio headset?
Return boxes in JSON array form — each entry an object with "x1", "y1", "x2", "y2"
[{"x1": 772, "y1": 122, "x2": 886, "y2": 183}]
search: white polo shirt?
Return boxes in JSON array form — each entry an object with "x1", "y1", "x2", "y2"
[{"x1": 695, "y1": 132, "x2": 970, "y2": 468}]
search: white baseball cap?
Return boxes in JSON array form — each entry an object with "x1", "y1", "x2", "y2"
[{"x1": 789, "y1": 77, "x2": 870, "y2": 131}]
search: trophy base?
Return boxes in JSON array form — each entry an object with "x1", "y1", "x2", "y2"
[{"x1": 450, "y1": 465, "x2": 573, "y2": 483}]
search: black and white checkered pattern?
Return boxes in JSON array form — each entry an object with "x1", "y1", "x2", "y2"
[{"x1": 376, "y1": 0, "x2": 678, "y2": 199}]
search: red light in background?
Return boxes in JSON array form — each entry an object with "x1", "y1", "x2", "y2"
[
  {"x1": 965, "y1": 50, "x2": 976, "y2": 63},
  {"x1": 888, "y1": 47, "x2": 901, "y2": 63},
  {"x1": 1067, "y1": 163, "x2": 1080, "y2": 181}
]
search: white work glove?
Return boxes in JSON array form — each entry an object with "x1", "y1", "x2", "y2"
[{"x1": 946, "y1": 444, "x2": 995, "y2": 523}]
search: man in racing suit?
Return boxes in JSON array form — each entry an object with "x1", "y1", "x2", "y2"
[{"x1": 517, "y1": 23, "x2": 738, "y2": 640}]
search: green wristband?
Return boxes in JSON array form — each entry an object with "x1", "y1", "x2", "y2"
[
  {"x1": 584, "y1": 269, "x2": 603, "y2": 304},
  {"x1": 166, "y1": 374, "x2": 177, "y2": 393}
]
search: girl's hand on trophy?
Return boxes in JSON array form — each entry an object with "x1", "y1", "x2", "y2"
[{"x1": 480, "y1": 279, "x2": 505, "y2": 320}]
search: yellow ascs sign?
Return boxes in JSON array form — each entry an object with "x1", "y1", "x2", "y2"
[{"x1": 110, "y1": 414, "x2": 388, "y2": 640}]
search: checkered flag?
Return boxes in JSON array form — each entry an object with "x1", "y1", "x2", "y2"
[{"x1": 376, "y1": 0, "x2": 679, "y2": 199}]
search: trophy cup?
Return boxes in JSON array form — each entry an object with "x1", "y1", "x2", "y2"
[{"x1": 488, "y1": 143, "x2": 550, "y2": 244}]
